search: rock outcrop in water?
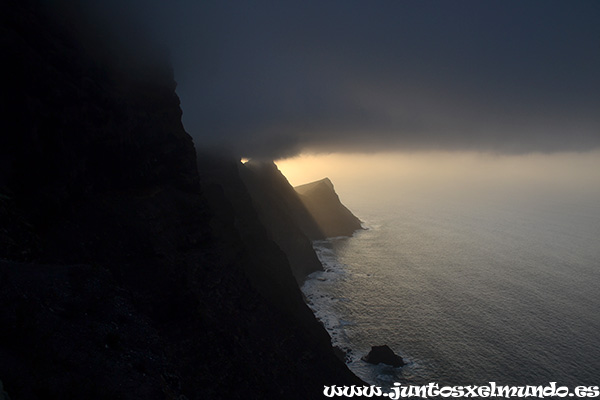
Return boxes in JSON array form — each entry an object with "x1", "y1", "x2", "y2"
[
  {"x1": 295, "y1": 178, "x2": 364, "y2": 238},
  {"x1": 0, "y1": 1, "x2": 363, "y2": 398},
  {"x1": 361, "y1": 345, "x2": 405, "y2": 368}
]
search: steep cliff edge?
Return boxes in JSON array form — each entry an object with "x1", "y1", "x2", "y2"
[
  {"x1": 239, "y1": 162, "x2": 364, "y2": 283},
  {"x1": 295, "y1": 178, "x2": 364, "y2": 238},
  {"x1": 0, "y1": 2, "x2": 362, "y2": 399},
  {"x1": 240, "y1": 161, "x2": 324, "y2": 283}
]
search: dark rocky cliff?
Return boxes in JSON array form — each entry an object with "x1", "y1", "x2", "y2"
[
  {"x1": 295, "y1": 178, "x2": 363, "y2": 238},
  {"x1": 0, "y1": 1, "x2": 362, "y2": 399},
  {"x1": 240, "y1": 160, "x2": 324, "y2": 283},
  {"x1": 239, "y1": 162, "x2": 365, "y2": 283}
]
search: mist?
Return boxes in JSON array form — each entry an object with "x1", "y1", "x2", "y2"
[
  {"x1": 41, "y1": 0, "x2": 600, "y2": 159},
  {"x1": 163, "y1": 0, "x2": 600, "y2": 158}
]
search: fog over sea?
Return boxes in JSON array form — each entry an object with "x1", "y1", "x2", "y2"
[{"x1": 295, "y1": 152, "x2": 600, "y2": 388}]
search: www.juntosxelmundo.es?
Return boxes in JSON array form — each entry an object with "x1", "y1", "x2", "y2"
[{"x1": 324, "y1": 382, "x2": 600, "y2": 398}]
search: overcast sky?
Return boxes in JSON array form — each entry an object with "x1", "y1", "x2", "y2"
[{"x1": 90, "y1": 0, "x2": 600, "y2": 158}]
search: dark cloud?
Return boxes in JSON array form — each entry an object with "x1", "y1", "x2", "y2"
[{"x1": 66, "y1": 1, "x2": 600, "y2": 157}]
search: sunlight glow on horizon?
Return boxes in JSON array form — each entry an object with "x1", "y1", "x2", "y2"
[
  {"x1": 275, "y1": 151, "x2": 600, "y2": 210},
  {"x1": 277, "y1": 150, "x2": 600, "y2": 184}
]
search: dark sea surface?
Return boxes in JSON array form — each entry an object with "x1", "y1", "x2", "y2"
[{"x1": 302, "y1": 188, "x2": 600, "y2": 388}]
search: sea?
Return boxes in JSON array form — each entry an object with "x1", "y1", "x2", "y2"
[{"x1": 301, "y1": 183, "x2": 600, "y2": 389}]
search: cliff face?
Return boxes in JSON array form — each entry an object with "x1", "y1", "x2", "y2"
[
  {"x1": 295, "y1": 178, "x2": 363, "y2": 238},
  {"x1": 0, "y1": 2, "x2": 361, "y2": 399},
  {"x1": 2, "y1": 0, "x2": 197, "y2": 222},
  {"x1": 240, "y1": 161, "x2": 324, "y2": 283},
  {"x1": 239, "y1": 162, "x2": 365, "y2": 283}
]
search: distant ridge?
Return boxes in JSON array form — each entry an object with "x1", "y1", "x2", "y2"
[
  {"x1": 295, "y1": 178, "x2": 363, "y2": 238},
  {"x1": 295, "y1": 177, "x2": 335, "y2": 194}
]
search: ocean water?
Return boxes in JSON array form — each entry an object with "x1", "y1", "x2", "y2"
[{"x1": 302, "y1": 188, "x2": 600, "y2": 388}]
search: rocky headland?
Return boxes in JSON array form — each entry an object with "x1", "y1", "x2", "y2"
[{"x1": 295, "y1": 178, "x2": 363, "y2": 238}]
